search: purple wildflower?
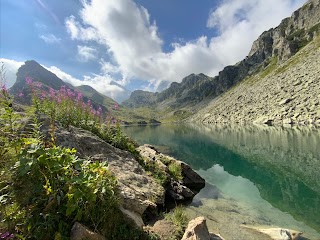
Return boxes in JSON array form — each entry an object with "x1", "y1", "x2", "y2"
[
  {"x1": 34, "y1": 82, "x2": 42, "y2": 88},
  {"x1": 97, "y1": 106, "x2": 102, "y2": 116},
  {"x1": 67, "y1": 88, "x2": 73, "y2": 97},
  {"x1": 1, "y1": 84, "x2": 7, "y2": 92},
  {"x1": 41, "y1": 91, "x2": 47, "y2": 99},
  {"x1": 18, "y1": 92, "x2": 24, "y2": 97},
  {"x1": 76, "y1": 92, "x2": 83, "y2": 102},
  {"x1": 0, "y1": 232, "x2": 14, "y2": 239},
  {"x1": 49, "y1": 88, "x2": 55, "y2": 98},
  {"x1": 25, "y1": 77, "x2": 32, "y2": 85}
]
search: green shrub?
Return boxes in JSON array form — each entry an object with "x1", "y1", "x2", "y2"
[{"x1": 8, "y1": 141, "x2": 118, "y2": 239}]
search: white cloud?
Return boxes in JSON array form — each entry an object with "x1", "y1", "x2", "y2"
[
  {"x1": 77, "y1": 45, "x2": 97, "y2": 62},
  {"x1": 45, "y1": 65, "x2": 127, "y2": 102},
  {"x1": 65, "y1": 15, "x2": 99, "y2": 41},
  {"x1": 40, "y1": 34, "x2": 61, "y2": 44},
  {"x1": 100, "y1": 60, "x2": 120, "y2": 74},
  {"x1": 0, "y1": 58, "x2": 24, "y2": 88},
  {"x1": 65, "y1": 0, "x2": 306, "y2": 91}
]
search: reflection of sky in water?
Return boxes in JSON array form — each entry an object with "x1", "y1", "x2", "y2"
[
  {"x1": 200, "y1": 164, "x2": 262, "y2": 204},
  {"x1": 194, "y1": 163, "x2": 320, "y2": 238}
]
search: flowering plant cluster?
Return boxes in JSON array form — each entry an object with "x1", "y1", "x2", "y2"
[
  {"x1": 0, "y1": 232, "x2": 14, "y2": 239},
  {"x1": 25, "y1": 77, "x2": 136, "y2": 152},
  {"x1": 0, "y1": 67, "x2": 152, "y2": 240},
  {"x1": 26, "y1": 77, "x2": 103, "y2": 129}
]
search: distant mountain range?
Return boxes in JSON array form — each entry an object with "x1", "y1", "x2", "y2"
[{"x1": 124, "y1": 0, "x2": 320, "y2": 125}]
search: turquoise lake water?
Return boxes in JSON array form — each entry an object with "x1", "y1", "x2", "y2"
[{"x1": 122, "y1": 124, "x2": 320, "y2": 239}]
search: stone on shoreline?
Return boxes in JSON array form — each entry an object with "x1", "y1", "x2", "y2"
[
  {"x1": 137, "y1": 144, "x2": 205, "y2": 202},
  {"x1": 181, "y1": 217, "x2": 225, "y2": 240}
]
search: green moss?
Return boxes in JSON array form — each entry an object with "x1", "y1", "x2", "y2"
[
  {"x1": 168, "y1": 162, "x2": 183, "y2": 182},
  {"x1": 137, "y1": 156, "x2": 168, "y2": 186}
]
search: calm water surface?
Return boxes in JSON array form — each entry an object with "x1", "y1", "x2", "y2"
[{"x1": 122, "y1": 124, "x2": 320, "y2": 238}]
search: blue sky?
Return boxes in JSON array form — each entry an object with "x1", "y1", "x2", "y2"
[{"x1": 0, "y1": 0, "x2": 306, "y2": 102}]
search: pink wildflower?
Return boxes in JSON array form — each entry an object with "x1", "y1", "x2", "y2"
[
  {"x1": 76, "y1": 92, "x2": 83, "y2": 102},
  {"x1": 1, "y1": 84, "x2": 6, "y2": 92},
  {"x1": 18, "y1": 92, "x2": 24, "y2": 97},
  {"x1": 59, "y1": 85, "x2": 66, "y2": 96},
  {"x1": 97, "y1": 106, "x2": 102, "y2": 116},
  {"x1": 25, "y1": 77, "x2": 32, "y2": 85},
  {"x1": 49, "y1": 88, "x2": 55, "y2": 98},
  {"x1": 34, "y1": 82, "x2": 42, "y2": 88},
  {"x1": 41, "y1": 91, "x2": 46, "y2": 99},
  {"x1": 67, "y1": 88, "x2": 73, "y2": 98}
]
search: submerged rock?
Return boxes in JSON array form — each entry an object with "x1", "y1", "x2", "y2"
[{"x1": 241, "y1": 225, "x2": 303, "y2": 240}]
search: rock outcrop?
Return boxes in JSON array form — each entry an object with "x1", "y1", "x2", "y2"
[
  {"x1": 137, "y1": 144, "x2": 205, "y2": 202},
  {"x1": 181, "y1": 217, "x2": 225, "y2": 240},
  {"x1": 70, "y1": 222, "x2": 105, "y2": 240},
  {"x1": 181, "y1": 217, "x2": 211, "y2": 240},
  {"x1": 122, "y1": 90, "x2": 158, "y2": 108},
  {"x1": 39, "y1": 116, "x2": 165, "y2": 228}
]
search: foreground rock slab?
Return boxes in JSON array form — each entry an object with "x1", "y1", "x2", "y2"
[{"x1": 40, "y1": 118, "x2": 165, "y2": 228}]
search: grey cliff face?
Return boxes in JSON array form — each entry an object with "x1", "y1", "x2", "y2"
[{"x1": 249, "y1": 0, "x2": 320, "y2": 62}]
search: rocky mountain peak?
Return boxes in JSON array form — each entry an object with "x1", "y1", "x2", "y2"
[{"x1": 249, "y1": 0, "x2": 320, "y2": 62}]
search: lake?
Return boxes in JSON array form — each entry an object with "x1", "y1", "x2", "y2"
[{"x1": 122, "y1": 124, "x2": 320, "y2": 239}]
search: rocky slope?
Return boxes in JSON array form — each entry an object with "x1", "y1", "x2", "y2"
[
  {"x1": 123, "y1": 90, "x2": 158, "y2": 108},
  {"x1": 190, "y1": 34, "x2": 320, "y2": 125}
]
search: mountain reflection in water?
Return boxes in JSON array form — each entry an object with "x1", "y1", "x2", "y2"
[{"x1": 122, "y1": 124, "x2": 320, "y2": 234}]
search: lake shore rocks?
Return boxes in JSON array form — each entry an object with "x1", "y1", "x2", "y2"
[
  {"x1": 137, "y1": 144, "x2": 205, "y2": 203},
  {"x1": 181, "y1": 217, "x2": 225, "y2": 240},
  {"x1": 39, "y1": 117, "x2": 165, "y2": 228},
  {"x1": 38, "y1": 116, "x2": 205, "y2": 235},
  {"x1": 241, "y1": 225, "x2": 303, "y2": 240}
]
